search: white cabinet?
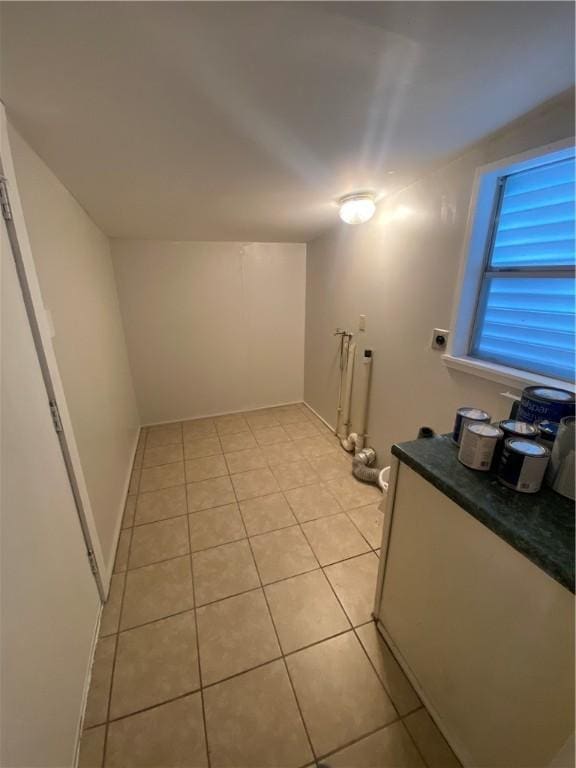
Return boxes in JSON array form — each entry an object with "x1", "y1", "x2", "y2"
[{"x1": 374, "y1": 459, "x2": 575, "y2": 768}]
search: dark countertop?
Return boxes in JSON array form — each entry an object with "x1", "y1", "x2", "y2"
[{"x1": 392, "y1": 435, "x2": 575, "y2": 593}]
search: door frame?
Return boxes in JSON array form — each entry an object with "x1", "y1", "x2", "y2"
[{"x1": 0, "y1": 104, "x2": 105, "y2": 600}]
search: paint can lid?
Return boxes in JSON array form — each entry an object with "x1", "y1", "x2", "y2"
[
  {"x1": 458, "y1": 407, "x2": 490, "y2": 420},
  {"x1": 524, "y1": 386, "x2": 575, "y2": 403},
  {"x1": 506, "y1": 438, "x2": 549, "y2": 457},
  {"x1": 467, "y1": 424, "x2": 502, "y2": 438},
  {"x1": 500, "y1": 420, "x2": 538, "y2": 437}
]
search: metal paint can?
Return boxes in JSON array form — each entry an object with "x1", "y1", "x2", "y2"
[
  {"x1": 517, "y1": 387, "x2": 575, "y2": 425},
  {"x1": 546, "y1": 416, "x2": 575, "y2": 500},
  {"x1": 493, "y1": 420, "x2": 538, "y2": 468},
  {"x1": 458, "y1": 423, "x2": 502, "y2": 471},
  {"x1": 452, "y1": 407, "x2": 491, "y2": 445},
  {"x1": 497, "y1": 438, "x2": 550, "y2": 494},
  {"x1": 499, "y1": 420, "x2": 539, "y2": 440},
  {"x1": 536, "y1": 420, "x2": 559, "y2": 450}
]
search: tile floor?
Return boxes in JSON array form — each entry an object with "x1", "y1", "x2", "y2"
[{"x1": 80, "y1": 403, "x2": 461, "y2": 768}]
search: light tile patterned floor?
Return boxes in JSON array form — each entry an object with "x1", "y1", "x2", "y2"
[{"x1": 79, "y1": 403, "x2": 461, "y2": 768}]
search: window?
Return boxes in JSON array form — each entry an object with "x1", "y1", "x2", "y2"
[{"x1": 448, "y1": 141, "x2": 576, "y2": 388}]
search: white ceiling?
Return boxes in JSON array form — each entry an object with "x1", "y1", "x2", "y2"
[{"x1": 1, "y1": 2, "x2": 574, "y2": 242}]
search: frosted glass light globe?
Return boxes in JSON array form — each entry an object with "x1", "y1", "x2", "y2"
[{"x1": 339, "y1": 194, "x2": 376, "y2": 224}]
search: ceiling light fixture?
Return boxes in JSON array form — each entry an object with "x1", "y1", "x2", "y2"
[{"x1": 338, "y1": 193, "x2": 376, "y2": 225}]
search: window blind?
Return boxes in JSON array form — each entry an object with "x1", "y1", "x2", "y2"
[{"x1": 471, "y1": 155, "x2": 575, "y2": 382}]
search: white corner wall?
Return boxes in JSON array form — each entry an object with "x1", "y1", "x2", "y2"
[
  {"x1": 112, "y1": 240, "x2": 306, "y2": 424},
  {"x1": 1, "y1": 195, "x2": 100, "y2": 768},
  {"x1": 304, "y1": 92, "x2": 575, "y2": 460},
  {"x1": 9, "y1": 125, "x2": 140, "y2": 579}
]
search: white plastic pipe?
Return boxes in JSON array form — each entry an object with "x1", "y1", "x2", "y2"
[
  {"x1": 335, "y1": 336, "x2": 347, "y2": 436},
  {"x1": 378, "y1": 465, "x2": 390, "y2": 492},
  {"x1": 339, "y1": 341, "x2": 356, "y2": 439},
  {"x1": 355, "y1": 350, "x2": 373, "y2": 452}
]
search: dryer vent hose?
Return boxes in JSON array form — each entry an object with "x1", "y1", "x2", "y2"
[{"x1": 352, "y1": 447, "x2": 381, "y2": 485}]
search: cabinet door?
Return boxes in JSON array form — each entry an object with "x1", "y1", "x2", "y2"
[{"x1": 377, "y1": 463, "x2": 574, "y2": 768}]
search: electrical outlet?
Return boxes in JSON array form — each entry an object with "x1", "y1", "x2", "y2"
[{"x1": 431, "y1": 328, "x2": 450, "y2": 350}]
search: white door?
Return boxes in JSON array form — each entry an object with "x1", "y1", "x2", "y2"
[{"x1": 0, "y1": 202, "x2": 100, "y2": 765}]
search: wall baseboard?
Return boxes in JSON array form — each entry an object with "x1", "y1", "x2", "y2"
[
  {"x1": 302, "y1": 401, "x2": 336, "y2": 433},
  {"x1": 142, "y1": 400, "x2": 306, "y2": 428},
  {"x1": 77, "y1": 425, "x2": 140, "y2": 763},
  {"x1": 73, "y1": 603, "x2": 102, "y2": 768},
  {"x1": 104, "y1": 425, "x2": 141, "y2": 592}
]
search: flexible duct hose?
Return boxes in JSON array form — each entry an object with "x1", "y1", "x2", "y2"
[{"x1": 352, "y1": 447, "x2": 381, "y2": 485}]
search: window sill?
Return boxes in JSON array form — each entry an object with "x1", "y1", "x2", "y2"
[{"x1": 442, "y1": 354, "x2": 575, "y2": 394}]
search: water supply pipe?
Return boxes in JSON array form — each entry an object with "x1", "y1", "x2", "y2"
[
  {"x1": 334, "y1": 330, "x2": 345, "y2": 435},
  {"x1": 333, "y1": 329, "x2": 352, "y2": 436},
  {"x1": 338, "y1": 341, "x2": 356, "y2": 441}
]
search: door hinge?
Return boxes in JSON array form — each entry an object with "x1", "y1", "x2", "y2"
[
  {"x1": 0, "y1": 178, "x2": 13, "y2": 221},
  {"x1": 49, "y1": 400, "x2": 64, "y2": 433},
  {"x1": 87, "y1": 549, "x2": 99, "y2": 577}
]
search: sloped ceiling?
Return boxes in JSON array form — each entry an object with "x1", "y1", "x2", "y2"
[{"x1": 1, "y1": 1, "x2": 574, "y2": 241}]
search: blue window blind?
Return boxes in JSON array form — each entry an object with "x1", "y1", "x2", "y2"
[{"x1": 471, "y1": 154, "x2": 576, "y2": 381}]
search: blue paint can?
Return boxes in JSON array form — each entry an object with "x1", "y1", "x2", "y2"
[
  {"x1": 497, "y1": 438, "x2": 550, "y2": 494},
  {"x1": 536, "y1": 420, "x2": 559, "y2": 450},
  {"x1": 452, "y1": 407, "x2": 491, "y2": 445},
  {"x1": 517, "y1": 387, "x2": 575, "y2": 425}
]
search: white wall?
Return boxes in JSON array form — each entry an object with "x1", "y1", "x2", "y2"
[
  {"x1": 9, "y1": 125, "x2": 140, "y2": 580},
  {"x1": 112, "y1": 240, "x2": 306, "y2": 424},
  {"x1": 1, "y1": 183, "x2": 100, "y2": 767},
  {"x1": 304, "y1": 92, "x2": 575, "y2": 460}
]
